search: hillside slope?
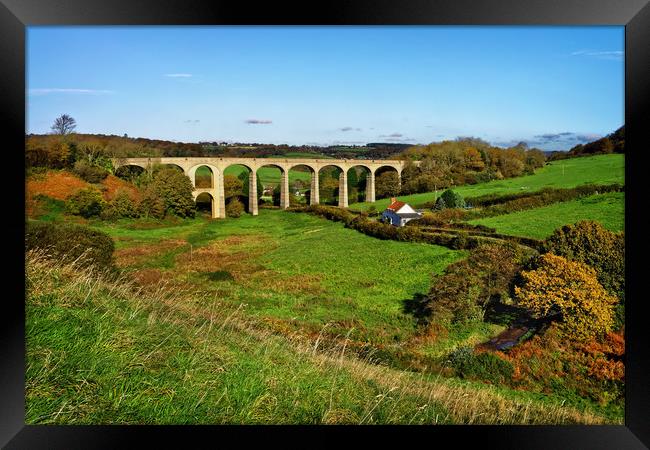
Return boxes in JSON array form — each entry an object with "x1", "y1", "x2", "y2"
[{"x1": 26, "y1": 249, "x2": 611, "y2": 424}]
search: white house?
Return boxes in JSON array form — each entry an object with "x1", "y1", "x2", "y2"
[{"x1": 381, "y1": 198, "x2": 423, "y2": 227}]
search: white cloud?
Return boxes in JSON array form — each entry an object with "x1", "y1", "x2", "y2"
[
  {"x1": 571, "y1": 50, "x2": 623, "y2": 61},
  {"x1": 164, "y1": 73, "x2": 193, "y2": 78},
  {"x1": 28, "y1": 88, "x2": 115, "y2": 96}
]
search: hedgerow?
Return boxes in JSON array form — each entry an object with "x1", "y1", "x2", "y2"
[
  {"x1": 293, "y1": 205, "x2": 545, "y2": 252},
  {"x1": 406, "y1": 213, "x2": 496, "y2": 233},
  {"x1": 294, "y1": 205, "x2": 486, "y2": 250}
]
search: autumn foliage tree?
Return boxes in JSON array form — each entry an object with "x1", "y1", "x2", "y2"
[
  {"x1": 543, "y1": 220, "x2": 624, "y2": 302},
  {"x1": 515, "y1": 253, "x2": 617, "y2": 341},
  {"x1": 543, "y1": 220, "x2": 625, "y2": 329}
]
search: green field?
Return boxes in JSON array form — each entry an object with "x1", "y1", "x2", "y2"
[
  {"x1": 92, "y1": 209, "x2": 463, "y2": 343},
  {"x1": 350, "y1": 154, "x2": 625, "y2": 212},
  {"x1": 468, "y1": 191, "x2": 624, "y2": 239},
  {"x1": 26, "y1": 209, "x2": 614, "y2": 424}
]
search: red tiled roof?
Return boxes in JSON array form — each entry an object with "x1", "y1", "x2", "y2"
[{"x1": 387, "y1": 200, "x2": 406, "y2": 211}]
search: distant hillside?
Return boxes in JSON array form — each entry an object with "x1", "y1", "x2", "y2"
[
  {"x1": 26, "y1": 133, "x2": 406, "y2": 161},
  {"x1": 547, "y1": 126, "x2": 624, "y2": 161}
]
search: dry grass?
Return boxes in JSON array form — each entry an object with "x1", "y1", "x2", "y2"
[
  {"x1": 173, "y1": 235, "x2": 323, "y2": 294},
  {"x1": 27, "y1": 170, "x2": 89, "y2": 201},
  {"x1": 114, "y1": 239, "x2": 187, "y2": 267},
  {"x1": 212, "y1": 305, "x2": 611, "y2": 425},
  {"x1": 314, "y1": 352, "x2": 609, "y2": 425},
  {"x1": 131, "y1": 268, "x2": 166, "y2": 285},
  {"x1": 26, "y1": 170, "x2": 89, "y2": 215},
  {"x1": 101, "y1": 175, "x2": 141, "y2": 202}
]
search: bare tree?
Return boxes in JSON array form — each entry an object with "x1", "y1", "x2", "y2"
[{"x1": 51, "y1": 114, "x2": 76, "y2": 135}]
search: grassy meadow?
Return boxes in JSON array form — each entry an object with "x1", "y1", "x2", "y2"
[
  {"x1": 91, "y1": 209, "x2": 463, "y2": 344},
  {"x1": 468, "y1": 191, "x2": 624, "y2": 239},
  {"x1": 350, "y1": 154, "x2": 624, "y2": 212}
]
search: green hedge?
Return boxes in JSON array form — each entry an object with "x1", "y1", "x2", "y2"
[
  {"x1": 25, "y1": 221, "x2": 116, "y2": 273},
  {"x1": 406, "y1": 214, "x2": 496, "y2": 233},
  {"x1": 294, "y1": 205, "x2": 483, "y2": 250},
  {"x1": 416, "y1": 226, "x2": 543, "y2": 251},
  {"x1": 294, "y1": 205, "x2": 542, "y2": 251}
]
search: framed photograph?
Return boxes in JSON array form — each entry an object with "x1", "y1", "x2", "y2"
[{"x1": 3, "y1": 0, "x2": 649, "y2": 447}]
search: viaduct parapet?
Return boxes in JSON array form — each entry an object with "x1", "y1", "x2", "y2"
[{"x1": 112, "y1": 157, "x2": 416, "y2": 219}]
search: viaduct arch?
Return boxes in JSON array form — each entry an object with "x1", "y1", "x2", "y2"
[{"x1": 112, "y1": 157, "x2": 416, "y2": 219}]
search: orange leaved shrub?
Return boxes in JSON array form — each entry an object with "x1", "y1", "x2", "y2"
[{"x1": 515, "y1": 253, "x2": 617, "y2": 341}]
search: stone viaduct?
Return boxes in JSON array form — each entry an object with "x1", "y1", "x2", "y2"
[{"x1": 112, "y1": 157, "x2": 415, "y2": 219}]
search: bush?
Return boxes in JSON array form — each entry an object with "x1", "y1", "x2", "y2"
[
  {"x1": 447, "y1": 345, "x2": 474, "y2": 369},
  {"x1": 139, "y1": 188, "x2": 166, "y2": 219},
  {"x1": 451, "y1": 231, "x2": 468, "y2": 250},
  {"x1": 506, "y1": 324, "x2": 624, "y2": 406},
  {"x1": 423, "y1": 243, "x2": 532, "y2": 325},
  {"x1": 101, "y1": 190, "x2": 140, "y2": 220},
  {"x1": 226, "y1": 198, "x2": 245, "y2": 218},
  {"x1": 72, "y1": 160, "x2": 109, "y2": 183},
  {"x1": 300, "y1": 205, "x2": 489, "y2": 251},
  {"x1": 146, "y1": 168, "x2": 196, "y2": 218},
  {"x1": 434, "y1": 196, "x2": 446, "y2": 210},
  {"x1": 448, "y1": 346, "x2": 514, "y2": 384},
  {"x1": 409, "y1": 212, "x2": 492, "y2": 230},
  {"x1": 65, "y1": 187, "x2": 105, "y2": 218},
  {"x1": 515, "y1": 253, "x2": 618, "y2": 341},
  {"x1": 440, "y1": 189, "x2": 465, "y2": 208},
  {"x1": 305, "y1": 205, "x2": 356, "y2": 225},
  {"x1": 431, "y1": 207, "x2": 466, "y2": 222},
  {"x1": 26, "y1": 221, "x2": 116, "y2": 272}
]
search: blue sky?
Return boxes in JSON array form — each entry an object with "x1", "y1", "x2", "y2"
[{"x1": 26, "y1": 26, "x2": 624, "y2": 150}]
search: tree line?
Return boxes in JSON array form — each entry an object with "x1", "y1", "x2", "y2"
[
  {"x1": 397, "y1": 138, "x2": 546, "y2": 196},
  {"x1": 547, "y1": 126, "x2": 624, "y2": 161}
]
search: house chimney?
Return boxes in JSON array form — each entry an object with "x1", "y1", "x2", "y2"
[{"x1": 390, "y1": 197, "x2": 396, "y2": 204}]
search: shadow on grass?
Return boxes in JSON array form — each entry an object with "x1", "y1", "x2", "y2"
[
  {"x1": 403, "y1": 293, "x2": 532, "y2": 328},
  {"x1": 483, "y1": 300, "x2": 531, "y2": 327},
  {"x1": 206, "y1": 270, "x2": 234, "y2": 282},
  {"x1": 402, "y1": 293, "x2": 430, "y2": 326}
]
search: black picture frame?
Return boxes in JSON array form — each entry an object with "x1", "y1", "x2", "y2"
[{"x1": 2, "y1": 0, "x2": 649, "y2": 448}]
